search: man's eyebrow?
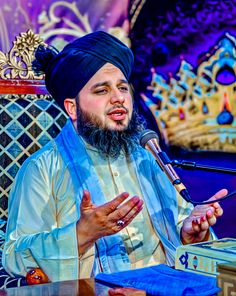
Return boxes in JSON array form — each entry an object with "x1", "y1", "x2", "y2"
[
  {"x1": 91, "y1": 79, "x2": 129, "y2": 90},
  {"x1": 119, "y1": 79, "x2": 129, "y2": 84},
  {"x1": 91, "y1": 82, "x2": 109, "y2": 90}
]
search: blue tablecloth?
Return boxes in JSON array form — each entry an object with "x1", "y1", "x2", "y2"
[{"x1": 95, "y1": 264, "x2": 220, "y2": 296}]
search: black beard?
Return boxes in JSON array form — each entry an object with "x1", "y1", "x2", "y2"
[{"x1": 76, "y1": 103, "x2": 146, "y2": 159}]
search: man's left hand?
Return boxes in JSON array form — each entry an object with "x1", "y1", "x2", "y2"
[{"x1": 181, "y1": 189, "x2": 227, "y2": 244}]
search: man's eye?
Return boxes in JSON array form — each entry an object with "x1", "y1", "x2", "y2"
[
  {"x1": 95, "y1": 89, "x2": 107, "y2": 94},
  {"x1": 119, "y1": 86, "x2": 129, "y2": 92}
]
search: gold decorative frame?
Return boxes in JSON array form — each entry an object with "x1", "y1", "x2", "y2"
[{"x1": 0, "y1": 29, "x2": 46, "y2": 80}]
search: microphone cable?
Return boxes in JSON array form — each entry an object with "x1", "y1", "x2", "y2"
[{"x1": 189, "y1": 190, "x2": 236, "y2": 205}]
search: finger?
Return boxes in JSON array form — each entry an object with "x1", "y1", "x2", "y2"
[
  {"x1": 102, "y1": 192, "x2": 130, "y2": 215},
  {"x1": 192, "y1": 217, "x2": 210, "y2": 237},
  {"x1": 207, "y1": 189, "x2": 226, "y2": 216},
  {"x1": 108, "y1": 289, "x2": 121, "y2": 296},
  {"x1": 80, "y1": 190, "x2": 94, "y2": 210},
  {"x1": 207, "y1": 189, "x2": 228, "y2": 204},
  {"x1": 190, "y1": 204, "x2": 214, "y2": 218},
  {"x1": 206, "y1": 210, "x2": 217, "y2": 226},
  {"x1": 192, "y1": 219, "x2": 201, "y2": 233},
  {"x1": 212, "y1": 202, "x2": 223, "y2": 217},
  {"x1": 195, "y1": 211, "x2": 217, "y2": 232},
  {"x1": 192, "y1": 189, "x2": 226, "y2": 217},
  {"x1": 114, "y1": 200, "x2": 144, "y2": 231},
  {"x1": 109, "y1": 287, "x2": 146, "y2": 296},
  {"x1": 198, "y1": 215, "x2": 210, "y2": 231},
  {"x1": 122, "y1": 200, "x2": 143, "y2": 225},
  {"x1": 108, "y1": 196, "x2": 143, "y2": 222}
]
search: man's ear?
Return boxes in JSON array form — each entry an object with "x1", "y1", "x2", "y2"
[{"x1": 64, "y1": 98, "x2": 77, "y2": 122}]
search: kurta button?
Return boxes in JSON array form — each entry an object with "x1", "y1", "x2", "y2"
[{"x1": 113, "y1": 171, "x2": 119, "y2": 177}]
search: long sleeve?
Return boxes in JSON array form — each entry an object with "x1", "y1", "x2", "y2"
[
  {"x1": 176, "y1": 193, "x2": 194, "y2": 234},
  {"x1": 2, "y1": 143, "x2": 93, "y2": 281}
]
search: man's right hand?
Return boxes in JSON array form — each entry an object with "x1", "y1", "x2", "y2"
[{"x1": 76, "y1": 190, "x2": 143, "y2": 255}]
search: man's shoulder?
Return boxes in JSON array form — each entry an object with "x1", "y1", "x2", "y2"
[
  {"x1": 21, "y1": 139, "x2": 60, "y2": 171},
  {"x1": 28, "y1": 139, "x2": 57, "y2": 159}
]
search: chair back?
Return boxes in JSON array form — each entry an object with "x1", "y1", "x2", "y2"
[{"x1": 0, "y1": 30, "x2": 67, "y2": 231}]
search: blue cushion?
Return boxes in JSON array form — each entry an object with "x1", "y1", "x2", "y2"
[{"x1": 0, "y1": 266, "x2": 27, "y2": 289}]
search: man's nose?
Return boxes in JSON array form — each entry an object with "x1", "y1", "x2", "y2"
[{"x1": 110, "y1": 89, "x2": 125, "y2": 104}]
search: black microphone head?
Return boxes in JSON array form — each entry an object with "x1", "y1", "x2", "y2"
[{"x1": 139, "y1": 129, "x2": 159, "y2": 148}]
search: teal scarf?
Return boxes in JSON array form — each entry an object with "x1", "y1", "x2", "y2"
[{"x1": 55, "y1": 119, "x2": 182, "y2": 274}]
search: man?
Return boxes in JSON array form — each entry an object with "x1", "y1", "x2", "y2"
[{"x1": 2, "y1": 31, "x2": 226, "y2": 283}]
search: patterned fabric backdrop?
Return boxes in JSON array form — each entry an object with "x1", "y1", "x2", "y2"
[
  {"x1": 1, "y1": 95, "x2": 67, "y2": 223},
  {"x1": 0, "y1": 0, "x2": 132, "y2": 52}
]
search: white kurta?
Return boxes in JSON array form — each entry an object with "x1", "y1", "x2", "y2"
[{"x1": 3, "y1": 122, "x2": 194, "y2": 282}]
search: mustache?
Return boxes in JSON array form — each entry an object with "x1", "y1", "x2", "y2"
[{"x1": 106, "y1": 105, "x2": 129, "y2": 114}]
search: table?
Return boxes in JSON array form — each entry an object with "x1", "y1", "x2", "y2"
[
  {"x1": 0, "y1": 279, "x2": 106, "y2": 296},
  {"x1": 0, "y1": 279, "x2": 146, "y2": 296}
]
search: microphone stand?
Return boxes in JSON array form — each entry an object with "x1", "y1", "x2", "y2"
[
  {"x1": 139, "y1": 128, "x2": 236, "y2": 204},
  {"x1": 171, "y1": 159, "x2": 236, "y2": 204},
  {"x1": 171, "y1": 159, "x2": 236, "y2": 175}
]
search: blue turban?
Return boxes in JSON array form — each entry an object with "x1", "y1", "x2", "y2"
[{"x1": 33, "y1": 31, "x2": 134, "y2": 111}]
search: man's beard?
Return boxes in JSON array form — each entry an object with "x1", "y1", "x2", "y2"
[{"x1": 76, "y1": 103, "x2": 146, "y2": 159}]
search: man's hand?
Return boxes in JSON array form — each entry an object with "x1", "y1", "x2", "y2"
[
  {"x1": 108, "y1": 287, "x2": 146, "y2": 296},
  {"x1": 76, "y1": 190, "x2": 143, "y2": 254},
  {"x1": 181, "y1": 189, "x2": 227, "y2": 244}
]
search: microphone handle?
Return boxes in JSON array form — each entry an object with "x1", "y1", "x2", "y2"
[{"x1": 145, "y1": 140, "x2": 192, "y2": 203}]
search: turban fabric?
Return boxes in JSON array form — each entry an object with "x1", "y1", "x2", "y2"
[{"x1": 33, "y1": 31, "x2": 134, "y2": 110}]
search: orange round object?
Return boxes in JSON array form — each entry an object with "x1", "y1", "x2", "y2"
[{"x1": 26, "y1": 268, "x2": 50, "y2": 285}]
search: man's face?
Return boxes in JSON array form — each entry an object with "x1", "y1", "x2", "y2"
[{"x1": 78, "y1": 63, "x2": 133, "y2": 131}]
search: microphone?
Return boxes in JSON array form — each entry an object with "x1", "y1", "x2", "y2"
[{"x1": 140, "y1": 129, "x2": 192, "y2": 203}]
